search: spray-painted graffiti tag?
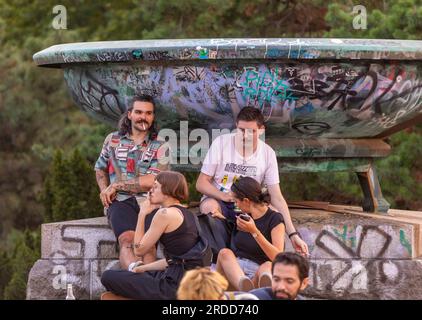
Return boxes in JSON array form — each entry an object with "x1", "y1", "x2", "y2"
[{"x1": 63, "y1": 61, "x2": 422, "y2": 138}]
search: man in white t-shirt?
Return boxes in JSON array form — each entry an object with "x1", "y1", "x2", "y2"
[{"x1": 196, "y1": 107, "x2": 308, "y2": 255}]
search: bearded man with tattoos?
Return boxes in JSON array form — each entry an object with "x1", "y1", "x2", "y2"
[{"x1": 94, "y1": 94, "x2": 169, "y2": 271}]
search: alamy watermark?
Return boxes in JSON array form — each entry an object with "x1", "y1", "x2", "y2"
[
  {"x1": 52, "y1": 5, "x2": 67, "y2": 29},
  {"x1": 352, "y1": 5, "x2": 367, "y2": 30},
  {"x1": 157, "y1": 122, "x2": 266, "y2": 166},
  {"x1": 52, "y1": 265, "x2": 68, "y2": 290}
]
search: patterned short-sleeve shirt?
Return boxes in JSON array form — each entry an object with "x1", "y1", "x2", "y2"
[{"x1": 95, "y1": 131, "x2": 169, "y2": 200}]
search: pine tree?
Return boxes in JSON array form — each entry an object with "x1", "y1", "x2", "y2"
[
  {"x1": 40, "y1": 174, "x2": 54, "y2": 223},
  {"x1": 0, "y1": 251, "x2": 12, "y2": 299},
  {"x1": 68, "y1": 149, "x2": 103, "y2": 219},
  {"x1": 3, "y1": 230, "x2": 40, "y2": 300},
  {"x1": 41, "y1": 148, "x2": 103, "y2": 223}
]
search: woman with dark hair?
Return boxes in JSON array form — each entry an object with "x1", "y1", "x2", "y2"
[
  {"x1": 216, "y1": 176, "x2": 285, "y2": 292},
  {"x1": 101, "y1": 171, "x2": 211, "y2": 300}
]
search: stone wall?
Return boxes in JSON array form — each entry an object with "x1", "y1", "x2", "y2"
[
  {"x1": 27, "y1": 217, "x2": 118, "y2": 300},
  {"x1": 27, "y1": 208, "x2": 422, "y2": 300},
  {"x1": 287, "y1": 210, "x2": 422, "y2": 299}
]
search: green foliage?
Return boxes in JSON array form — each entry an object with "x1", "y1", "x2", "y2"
[
  {"x1": 1, "y1": 229, "x2": 40, "y2": 300},
  {"x1": 184, "y1": 172, "x2": 202, "y2": 203},
  {"x1": 0, "y1": 27, "x2": 113, "y2": 237},
  {"x1": 0, "y1": 251, "x2": 12, "y2": 300},
  {"x1": 280, "y1": 171, "x2": 362, "y2": 205},
  {"x1": 0, "y1": 0, "x2": 329, "y2": 43},
  {"x1": 41, "y1": 149, "x2": 103, "y2": 223},
  {"x1": 376, "y1": 127, "x2": 422, "y2": 209},
  {"x1": 325, "y1": 0, "x2": 422, "y2": 39}
]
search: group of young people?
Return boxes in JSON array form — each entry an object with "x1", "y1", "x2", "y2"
[{"x1": 94, "y1": 94, "x2": 309, "y2": 300}]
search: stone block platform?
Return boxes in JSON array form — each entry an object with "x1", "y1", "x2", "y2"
[{"x1": 27, "y1": 206, "x2": 422, "y2": 299}]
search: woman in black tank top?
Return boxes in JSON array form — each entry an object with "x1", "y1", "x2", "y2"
[
  {"x1": 101, "y1": 171, "x2": 211, "y2": 300},
  {"x1": 216, "y1": 176, "x2": 285, "y2": 292}
]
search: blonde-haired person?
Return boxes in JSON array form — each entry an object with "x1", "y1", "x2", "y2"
[{"x1": 177, "y1": 268, "x2": 228, "y2": 300}]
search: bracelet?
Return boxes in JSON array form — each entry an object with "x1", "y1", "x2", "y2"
[{"x1": 288, "y1": 231, "x2": 300, "y2": 239}]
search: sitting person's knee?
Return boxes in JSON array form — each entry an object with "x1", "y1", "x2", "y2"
[
  {"x1": 118, "y1": 231, "x2": 134, "y2": 245},
  {"x1": 200, "y1": 199, "x2": 220, "y2": 215},
  {"x1": 258, "y1": 261, "x2": 272, "y2": 272},
  {"x1": 101, "y1": 270, "x2": 115, "y2": 288},
  {"x1": 218, "y1": 248, "x2": 234, "y2": 261}
]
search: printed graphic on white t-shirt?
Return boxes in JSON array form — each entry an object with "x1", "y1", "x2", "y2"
[{"x1": 201, "y1": 133, "x2": 280, "y2": 192}]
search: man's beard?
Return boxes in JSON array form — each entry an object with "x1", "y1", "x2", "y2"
[
  {"x1": 133, "y1": 120, "x2": 150, "y2": 132},
  {"x1": 273, "y1": 285, "x2": 301, "y2": 300}
]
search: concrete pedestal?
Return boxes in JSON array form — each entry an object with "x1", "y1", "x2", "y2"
[{"x1": 27, "y1": 207, "x2": 422, "y2": 300}]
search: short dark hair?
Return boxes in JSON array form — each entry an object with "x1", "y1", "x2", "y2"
[
  {"x1": 236, "y1": 107, "x2": 265, "y2": 127},
  {"x1": 231, "y1": 176, "x2": 271, "y2": 204},
  {"x1": 156, "y1": 171, "x2": 189, "y2": 202},
  {"x1": 129, "y1": 94, "x2": 155, "y2": 110},
  {"x1": 272, "y1": 252, "x2": 309, "y2": 282},
  {"x1": 118, "y1": 94, "x2": 156, "y2": 136}
]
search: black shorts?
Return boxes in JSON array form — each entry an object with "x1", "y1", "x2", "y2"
[{"x1": 107, "y1": 197, "x2": 155, "y2": 239}]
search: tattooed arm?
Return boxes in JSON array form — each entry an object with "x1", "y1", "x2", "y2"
[
  {"x1": 95, "y1": 169, "x2": 110, "y2": 192},
  {"x1": 95, "y1": 133, "x2": 114, "y2": 207},
  {"x1": 112, "y1": 174, "x2": 155, "y2": 194},
  {"x1": 98, "y1": 174, "x2": 156, "y2": 207},
  {"x1": 96, "y1": 169, "x2": 115, "y2": 207}
]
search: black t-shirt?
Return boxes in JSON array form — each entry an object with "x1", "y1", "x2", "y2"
[{"x1": 231, "y1": 207, "x2": 284, "y2": 265}]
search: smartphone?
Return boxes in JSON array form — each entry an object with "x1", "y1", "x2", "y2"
[{"x1": 239, "y1": 213, "x2": 251, "y2": 221}]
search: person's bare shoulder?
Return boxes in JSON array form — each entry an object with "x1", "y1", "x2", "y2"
[{"x1": 156, "y1": 207, "x2": 182, "y2": 218}]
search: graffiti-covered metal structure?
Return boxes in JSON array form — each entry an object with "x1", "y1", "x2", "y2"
[{"x1": 33, "y1": 38, "x2": 422, "y2": 213}]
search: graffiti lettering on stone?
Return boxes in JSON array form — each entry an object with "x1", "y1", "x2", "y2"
[
  {"x1": 309, "y1": 226, "x2": 407, "y2": 295},
  {"x1": 240, "y1": 66, "x2": 297, "y2": 106},
  {"x1": 45, "y1": 224, "x2": 118, "y2": 299},
  {"x1": 147, "y1": 50, "x2": 173, "y2": 60},
  {"x1": 292, "y1": 122, "x2": 331, "y2": 135},
  {"x1": 174, "y1": 66, "x2": 206, "y2": 82},
  {"x1": 60, "y1": 224, "x2": 117, "y2": 259},
  {"x1": 77, "y1": 71, "x2": 124, "y2": 121},
  {"x1": 295, "y1": 147, "x2": 323, "y2": 157},
  {"x1": 95, "y1": 51, "x2": 131, "y2": 62},
  {"x1": 64, "y1": 61, "x2": 422, "y2": 138}
]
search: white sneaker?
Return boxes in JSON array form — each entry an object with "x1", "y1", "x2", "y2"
[{"x1": 258, "y1": 272, "x2": 272, "y2": 288}]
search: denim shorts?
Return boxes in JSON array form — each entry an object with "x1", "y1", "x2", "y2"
[
  {"x1": 237, "y1": 257, "x2": 260, "y2": 279},
  {"x1": 210, "y1": 257, "x2": 259, "y2": 279}
]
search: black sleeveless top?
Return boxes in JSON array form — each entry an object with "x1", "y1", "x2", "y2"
[
  {"x1": 231, "y1": 207, "x2": 284, "y2": 264},
  {"x1": 159, "y1": 205, "x2": 199, "y2": 256}
]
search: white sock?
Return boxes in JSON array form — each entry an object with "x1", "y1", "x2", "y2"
[{"x1": 128, "y1": 262, "x2": 137, "y2": 272}]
